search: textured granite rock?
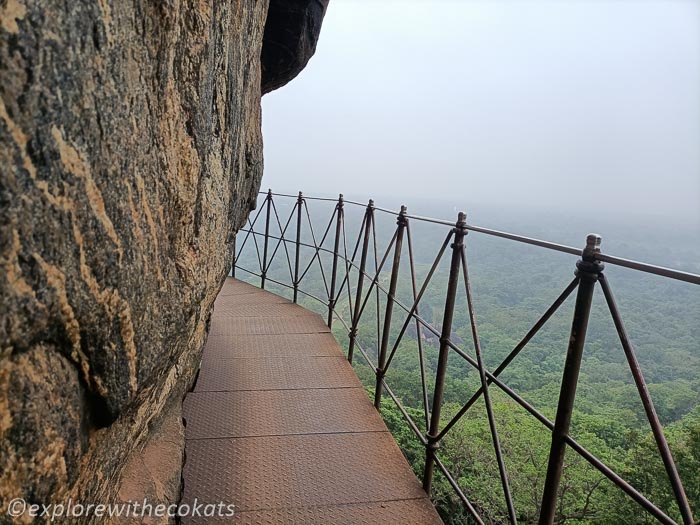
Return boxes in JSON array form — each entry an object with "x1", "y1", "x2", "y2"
[
  {"x1": 0, "y1": 0, "x2": 327, "y2": 521},
  {"x1": 262, "y1": 0, "x2": 330, "y2": 94},
  {"x1": 110, "y1": 397, "x2": 184, "y2": 525}
]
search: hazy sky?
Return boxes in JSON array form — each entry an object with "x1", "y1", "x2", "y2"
[{"x1": 261, "y1": 0, "x2": 700, "y2": 227}]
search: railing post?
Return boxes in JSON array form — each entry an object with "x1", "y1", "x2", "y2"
[
  {"x1": 348, "y1": 200, "x2": 374, "y2": 363},
  {"x1": 423, "y1": 211, "x2": 467, "y2": 493},
  {"x1": 374, "y1": 206, "x2": 407, "y2": 408},
  {"x1": 293, "y1": 191, "x2": 303, "y2": 303},
  {"x1": 260, "y1": 189, "x2": 272, "y2": 289},
  {"x1": 539, "y1": 234, "x2": 604, "y2": 525},
  {"x1": 327, "y1": 194, "x2": 344, "y2": 327},
  {"x1": 231, "y1": 234, "x2": 236, "y2": 278}
]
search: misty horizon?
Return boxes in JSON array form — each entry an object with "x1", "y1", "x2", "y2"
[{"x1": 261, "y1": 0, "x2": 700, "y2": 229}]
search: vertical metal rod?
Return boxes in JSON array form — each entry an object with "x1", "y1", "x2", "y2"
[
  {"x1": 599, "y1": 274, "x2": 694, "y2": 525},
  {"x1": 539, "y1": 234, "x2": 604, "y2": 525},
  {"x1": 374, "y1": 205, "x2": 407, "y2": 409},
  {"x1": 372, "y1": 217, "x2": 382, "y2": 369},
  {"x1": 406, "y1": 222, "x2": 431, "y2": 431},
  {"x1": 423, "y1": 212, "x2": 467, "y2": 493},
  {"x1": 327, "y1": 194, "x2": 344, "y2": 327},
  {"x1": 293, "y1": 192, "x2": 303, "y2": 303},
  {"x1": 348, "y1": 200, "x2": 374, "y2": 363},
  {"x1": 232, "y1": 234, "x2": 236, "y2": 278},
  {"x1": 260, "y1": 189, "x2": 272, "y2": 289},
  {"x1": 461, "y1": 245, "x2": 518, "y2": 524}
]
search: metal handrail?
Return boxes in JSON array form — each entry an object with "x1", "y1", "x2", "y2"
[
  {"x1": 236, "y1": 190, "x2": 698, "y2": 525},
  {"x1": 257, "y1": 190, "x2": 699, "y2": 284}
]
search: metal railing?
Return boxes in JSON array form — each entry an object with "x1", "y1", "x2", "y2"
[{"x1": 233, "y1": 190, "x2": 699, "y2": 525}]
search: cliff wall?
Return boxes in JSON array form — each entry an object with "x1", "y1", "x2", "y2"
[{"x1": 0, "y1": 0, "x2": 327, "y2": 519}]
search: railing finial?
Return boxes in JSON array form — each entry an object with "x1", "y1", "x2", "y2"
[
  {"x1": 457, "y1": 211, "x2": 467, "y2": 227},
  {"x1": 397, "y1": 205, "x2": 408, "y2": 226},
  {"x1": 583, "y1": 233, "x2": 602, "y2": 260}
]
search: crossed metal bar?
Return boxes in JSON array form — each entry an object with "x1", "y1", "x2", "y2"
[{"x1": 233, "y1": 190, "x2": 698, "y2": 525}]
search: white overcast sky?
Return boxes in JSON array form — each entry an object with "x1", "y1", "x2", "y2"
[{"x1": 261, "y1": 0, "x2": 700, "y2": 227}]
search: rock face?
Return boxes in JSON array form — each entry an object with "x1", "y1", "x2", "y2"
[
  {"x1": 262, "y1": 0, "x2": 330, "y2": 94},
  {"x1": 0, "y1": 0, "x2": 327, "y2": 520}
]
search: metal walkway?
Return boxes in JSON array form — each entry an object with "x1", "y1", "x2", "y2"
[{"x1": 182, "y1": 278, "x2": 443, "y2": 524}]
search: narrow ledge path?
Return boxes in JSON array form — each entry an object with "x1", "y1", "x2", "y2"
[{"x1": 181, "y1": 278, "x2": 443, "y2": 524}]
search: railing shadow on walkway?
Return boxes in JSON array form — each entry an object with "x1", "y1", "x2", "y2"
[{"x1": 233, "y1": 190, "x2": 700, "y2": 525}]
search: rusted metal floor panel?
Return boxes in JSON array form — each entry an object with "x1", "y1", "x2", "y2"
[
  {"x1": 217, "y1": 279, "x2": 272, "y2": 296},
  {"x1": 201, "y1": 334, "x2": 342, "y2": 361},
  {"x1": 213, "y1": 303, "x2": 311, "y2": 318},
  {"x1": 182, "y1": 278, "x2": 442, "y2": 524},
  {"x1": 215, "y1": 292, "x2": 292, "y2": 307},
  {"x1": 209, "y1": 315, "x2": 330, "y2": 336},
  {"x1": 183, "y1": 432, "x2": 428, "y2": 510},
  {"x1": 194, "y1": 356, "x2": 360, "y2": 392},
  {"x1": 184, "y1": 388, "x2": 386, "y2": 439}
]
